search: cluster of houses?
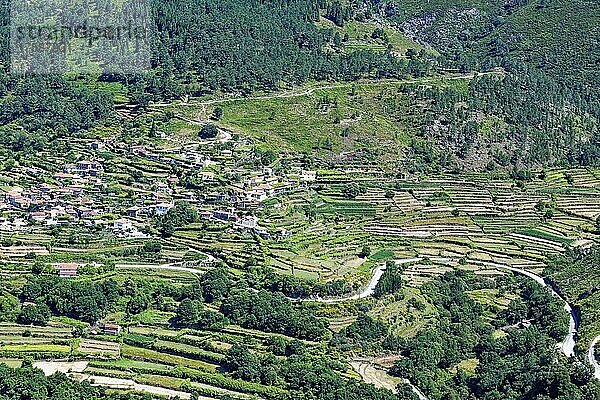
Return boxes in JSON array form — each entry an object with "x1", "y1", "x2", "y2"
[
  {"x1": 0, "y1": 155, "x2": 177, "y2": 236},
  {"x1": 123, "y1": 140, "x2": 319, "y2": 237},
  {"x1": 3, "y1": 134, "x2": 324, "y2": 337},
  {"x1": 1, "y1": 132, "x2": 318, "y2": 243},
  {"x1": 1, "y1": 171, "x2": 106, "y2": 228}
]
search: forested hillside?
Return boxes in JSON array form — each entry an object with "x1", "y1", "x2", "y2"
[
  {"x1": 376, "y1": 0, "x2": 600, "y2": 169},
  {"x1": 385, "y1": 0, "x2": 599, "y2": 84},
  {"x1": 390, "y1": 271, "x2": 599, "y2": 399},
  {"x1": 130, "y1": 0, "x2": 435, "y2": 101},
  {"x1": 1, "y1": 0, "x2": 598, "y2": 170},
  {"x1": 0, "y1": 0, "x2": 435, "y2": 160},
  {"x1": 546, "y1": 247, "x2": 600, "y2": 347},
  {"x1": 145, "y1": 0, "x2": 600, "y2": 169}
]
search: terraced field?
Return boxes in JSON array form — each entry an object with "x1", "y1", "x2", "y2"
[
  {"x1": 250, "y1": 169, "x2": 600, "y2": 289},
  {"x1": 0, "y1": 319, "x2": 289, "y2": 400},
  {"x1": 2, "y1": 167, "x2": 600, "y2": 398}
]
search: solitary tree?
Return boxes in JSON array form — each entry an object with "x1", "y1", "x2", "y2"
[
  {"x1": 199, "y1": 123, "x2": 218, "y2": 139},
  {"x1": 359, "y1": 245, "x2": 371, "y2": 258},
  {"x1": 174, "y1": 298, "x2": 201, "y2": 327}
]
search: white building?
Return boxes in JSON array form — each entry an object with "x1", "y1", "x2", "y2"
[
  {"x1": 247, "y1": 190, "x2": 267, "y2": 202},
  {"x1": 155, "y1": 202, "x2": 174, "y2": 215},
  {"x1": 237, "y1": 215, "x2": 258, "y2": 229},
  {"x1": 30, "y1": 212, "x2": 47, "y2": 222},
  {"x1": 301, "y1": 170, "x2": 317, "y2": 181},
  {"x1": 255, "y1": 184, "x2": 274, "y2": 195},
  {"x1": 113, "y1": 218, "x2": 133, "y2": 232},
  {"x1": 201, "y1": 172, "x2": 215, "y2": 181}
]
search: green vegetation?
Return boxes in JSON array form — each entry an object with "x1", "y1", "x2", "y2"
[
  {"x1": 546, "y1": 248, "x2": 600, "y2": 346},
  {"x1": 21, "y1": 276, "x2": 120, "y2": 323},
  {"x1": 156, "y1": 202, "x2": 199, "y2": 236},
  {"x1": 221, "y1": 290, "x2": 327, "y2": 341},
  {"x1": 186, "y1": 83, "x2": 415, "y2": 159},
  {"x1": 0, "y1": 0, "x2": 598, "y2": 399},
  {"x1": 0, "y1": 363, "x2": 153, "y2": 400},
  {"x1": 374, "y1": 261, "x2": 404, "y2": 299},
  {"x1": 390, "y1": 271, "x2": 599, "y2": 399}
]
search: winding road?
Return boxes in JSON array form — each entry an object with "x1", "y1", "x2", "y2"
[
  {"x1": 113, "y1": 258, "x2": 430, "y2": 398},
  {"x1": 346, "y1": 256, "x2": 578, "y2": 358},
  {"x1": 301, "y1": 254, "x2": 578, "y2": 358},
  {"x1": 427, "y1": 257, "x2": 578, "y2": 358},
  {"x1": 403, "y1": 380, "x2": 429, "y2": 400},
  {"x1": 95, "y1": 254, "x2": 595, "y2": 399},
  {"x1": 589, "y1": 336, "x2": 600, "y2": 380},
  {"x1": 111, "y1": 255, "x2": 582, "y2": 360},
  {"x1": 307, "y1": 255, "x2": 595, "y2": 398},
  {"x1": 149, "y1": 71, "x2": 502, "y2": 109},
  {"x1": 300, "y1": 258, "x2": 422, "y2": 303}
]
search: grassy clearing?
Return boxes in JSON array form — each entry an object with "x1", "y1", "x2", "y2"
[
  {"x1": 0, "y1": 358, "x2": 23, "y2": 368},
  {"x1": 167, "y1": 82, "x2": 416, "y2": 159},
  {"x1": 452, "y1": 358, "x2": 480, "y2": 375},
  {"x1": 316, "y1": 17, "x2": 427, "y2": 55},
  {"x1": 121, "y1": 344, "x2": 218, "y2": 371},
  {"x1": 218, "y1": 85, "x2": 409, "y2": 153},
  {"x1": 466, "y1": 289, "x2": 514, "y2": 311},
  {"x1": 1, "y1": 344, "x2": 71, "y2": 352}
]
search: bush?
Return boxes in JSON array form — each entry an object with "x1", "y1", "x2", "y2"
[
  {"x1": 199, "y1": 123, "x2": 218, "y2": 139},
  {"x1": 17, "y1": 304, "x2": 51, "y2": 326},
  {"x1": 142, "y1": 240, "x2": 162, "y2": 253},
  {"x1": 358, "y1": 245, "x2": 371, "y2": 258}
]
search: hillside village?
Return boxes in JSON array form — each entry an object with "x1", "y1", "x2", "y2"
[
  {"x1": 0, "y1": 0, "x2": 599, "y2": 398},
  {"x1": 0, "y1": 132, "x2": 318, "y2": 243}
]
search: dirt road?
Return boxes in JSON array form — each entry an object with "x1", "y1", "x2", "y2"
[{"x1": 151, "y1": 72, "x2": 502, "y2": 109}]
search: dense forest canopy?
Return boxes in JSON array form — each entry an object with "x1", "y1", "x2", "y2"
[
  {"x1": 0, "y1": 0, "x2": 597, "y2": 170},
  {"x1": 381, "y1": 0, "x2": 600, "y2": 169},
  {"x1": 118, "y1": 0, "x2": 435, "y2": 100},
  {"x1": 546, "y1": 247, "x2": 600, "y2": 346},
  {"x1": 390, "y1": 271, "x2": 600, "y2": 399},
  {"x1": 386, "y1": 0, "x2": 600, "y2": 85}
]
